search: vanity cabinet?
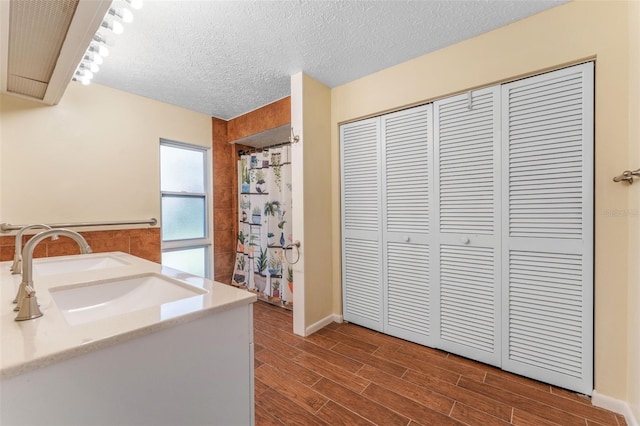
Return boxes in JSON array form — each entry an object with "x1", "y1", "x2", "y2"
[
  {"x1": 1, "y1": 304, "x2": 254, "y2": 426},
  {"x1": 1, "y1": 252, "x2": 256, "y2": 426}
]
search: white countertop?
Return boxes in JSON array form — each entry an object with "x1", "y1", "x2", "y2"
[{"x1": 0, "y1": 252, "x2": 256, "y2": 379}]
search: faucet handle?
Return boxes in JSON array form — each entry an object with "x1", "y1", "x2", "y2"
[
  {"x1": 15, "y1": 286, "x2": 43, "y2": 321},
  {"x1": 12, "y1": 282, "x2": 27, "y2": 306}
]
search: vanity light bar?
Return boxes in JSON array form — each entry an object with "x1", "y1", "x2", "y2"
[{"x1": 72, "y1": 0, "x2": 143, "y2": 85}]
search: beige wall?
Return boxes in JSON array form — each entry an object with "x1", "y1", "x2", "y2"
[
  {"x1": 0, "y1": 83, "x2": 212, "y2": 226},
  {"x1": 330, "y1": 0, "x2": 634, "y2": 402},
  {"x1": 627, "y1": 0, "x2": 640, "y2": 420},
  {"x1": 301, "y1": 74, "x2": 333, "y2": 328},
  {"x1": 291, "y1": 73, "x2": 334, "y2": 334}
]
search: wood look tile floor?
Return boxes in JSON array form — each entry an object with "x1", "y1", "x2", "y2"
[{"x1": 253, "y1": 301, "x2": 626, "y2": 426}]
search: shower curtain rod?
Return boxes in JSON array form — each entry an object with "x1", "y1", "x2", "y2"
[{"x1": 237, "y1": 140, "x2": 291, "y2": 156}]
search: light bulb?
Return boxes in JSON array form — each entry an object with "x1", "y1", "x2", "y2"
[
  {"x1": 122, "y1": 8, "x2": 134, "y2": 22},
  {"x1": 74, "y1": 70, "x2": 92, "y2": 84},
  {"x1": 93, "y1": 33, "x2": 112, "y2": 46},
  {"x1": 108, "y1": 7, "x2": 134, "y2": 23},
  {"x1": 92, "y1": 54, "x2": 103, "y2": 65},
  {"x1": 101, "y1": 19, "x2": 124, "y2": 35},
  {"x1": 91, "y1": 43, "x2": 109, "y2": 57},
  {"x1": 80, "y1": 60, "x2": 98, "y2": 74},
  {"x1": 125, "y1": 0, "x2": 143, "y2": 10},
  {"x1": 111, "y1": 21, "x2": 124, "y2": 34}
]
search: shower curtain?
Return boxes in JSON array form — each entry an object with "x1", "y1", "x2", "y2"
[{"x1": 232, "y1": 146, "x2": 294, "y2": 308}]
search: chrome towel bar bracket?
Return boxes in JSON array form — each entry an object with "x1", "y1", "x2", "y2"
[{"x1": 613, "y1": 168, "x2": 640, "y2": 185}]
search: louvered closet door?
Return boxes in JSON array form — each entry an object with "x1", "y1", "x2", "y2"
[
  {"x1": 501, "y1": 62, "x2": 593, "y2": 395},
  {"x1": 341, "y1": 118, "x2": 383, "y2": 331},
  {"x1": 434, "y1": 87, "x2": 502, "y2": 366},
  {"x1": 381, "y1": 105, "x2": 434, "y2": 346}
]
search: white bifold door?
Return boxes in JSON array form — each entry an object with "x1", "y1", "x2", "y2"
[
  {"x1": 340, "y1": 62, "x2": 593, "y2": 395},
  {"x1": 381, "y1": 105, "x2": 434, "y2": 347},
  {"x1": 340, "y1": 104, "x2": 435, "y2": 346},
  {"x1": 500, "y1": 64, "x2": 593, "y2": 394},
  {"x1": 341, "y1": 117, "x2": 383, "y2": 332},
  {"x1": 433, "y1": 86, "x2": 502, "y2": 367}
]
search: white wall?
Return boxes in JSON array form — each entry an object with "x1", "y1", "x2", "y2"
[{"x1": 0, "y1": 82, "x2": 211, "y2": 227}]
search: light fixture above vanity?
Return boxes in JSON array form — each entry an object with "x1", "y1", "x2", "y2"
[{"x1": 73, "y1": 0, "x2": 143, "y2": 85}]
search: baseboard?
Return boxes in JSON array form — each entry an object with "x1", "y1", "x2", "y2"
[
  {"x1": 305, "y1": 313, "x2": 343, "y2": 336},
  {"x1": 592, "y1": 390, "x2": 639, "y2": 426}
]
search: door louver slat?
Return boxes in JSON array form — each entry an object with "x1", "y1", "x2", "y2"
[
  {"x1": 387, "y1": 242, "x2": 429, "y2": 336},
  {"x1": 507, "y1": 71, "x2": 584, "y2": 239},
  {"x1": 438, "y1": 91, "x2": 495, "y2": 235},
  {"x1": 508, "y1": 252, "x2": 584, "y2": 378},
  {"x1": 440, "y1": 245, "x2": 495, "y2": 353},
  {"x1": 342, "y1": 121, "x2": 379, "y2": 233},
  {"x1": 384, "y1": 107, "x2": 430, "y2": 234},
  {"x1": 344, "y1": 238, "x2": 381, "y2": 324}
]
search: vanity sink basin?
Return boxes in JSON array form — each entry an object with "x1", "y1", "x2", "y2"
[
  {"x1": 49, "y1": 273, "x2": 208, "y2": 325},
  {"x1": 34, "y1": 255, "x2": 129, "y2": 276}
]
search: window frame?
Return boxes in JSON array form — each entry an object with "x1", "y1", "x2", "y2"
[{"x1": 159, "y1": 138, "x2": 213, "y2": 278}]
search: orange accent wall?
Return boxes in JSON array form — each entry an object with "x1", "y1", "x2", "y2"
[
  {"x1": 212, "y1": 117, "x2": 236, "y2": 283},
  {"x1": 0, "y1": 228, "x2": 161, "y2": 263},
  {"x1": 227, "y1": 97, "x2": 291, "y2": 142}
]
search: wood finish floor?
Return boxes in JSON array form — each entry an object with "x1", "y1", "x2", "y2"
[{"x1": 253, "y1": 301, "x2": 626, "y2": 426}]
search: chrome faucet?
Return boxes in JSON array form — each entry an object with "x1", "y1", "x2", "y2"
[
  {"x1": 10, "y1": 224, "x2": 58, "y2": 274},
  {"x1": 14, "y1": 229, "x2": 92, "y2": 321}
]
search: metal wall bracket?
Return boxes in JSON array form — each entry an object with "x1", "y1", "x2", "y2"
[{"x1": 613, "y1": 168, "x2": 640, "y2": 185}]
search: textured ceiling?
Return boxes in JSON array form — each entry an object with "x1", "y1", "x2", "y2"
[{"x1": 92, "y1": 0, "x2": 566, "y2": 120}]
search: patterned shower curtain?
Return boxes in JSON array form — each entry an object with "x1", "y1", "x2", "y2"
[{"x1": 232, "y1": 146, "x2": 294, "y2": 308}]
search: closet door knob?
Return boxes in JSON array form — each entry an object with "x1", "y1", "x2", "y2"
[
  {"x1": 404, "y1": 236, "x2": 411, "y2": 242},
  {"x1": 461, "y1": 237, "x2": 470, "y2": 245}
]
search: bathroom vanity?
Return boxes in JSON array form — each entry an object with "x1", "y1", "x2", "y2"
[{"x1": 0, "y1": 252, "x2": 256, "y2": 425}]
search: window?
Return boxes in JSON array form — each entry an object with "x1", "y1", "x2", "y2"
[{"x1": 160, "y1": 140, "x2": 211, "y2": 278}]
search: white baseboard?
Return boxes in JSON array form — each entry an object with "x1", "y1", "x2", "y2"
[
  {"x1": 305, "y1": 313, "x2": 343, "y2": 336},
  {"x1": 592, "y1": 390, "x2": 639, "y2": 426}
]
